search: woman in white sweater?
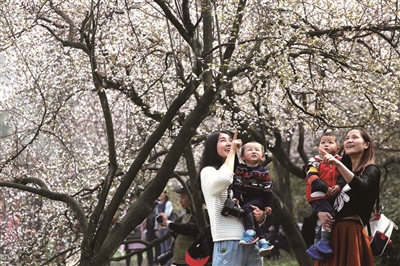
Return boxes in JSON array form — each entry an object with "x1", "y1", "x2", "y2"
[{"x1": 195, "y1": 130, "x2": 263, "y2": 266}]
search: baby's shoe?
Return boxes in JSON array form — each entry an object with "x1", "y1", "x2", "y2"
[
  {"x1": 315, "y1": 239, "x2": 334, "y2": 254},
  {"x1": 306, "y1": 245, "x2": 325, "y2": 261},
  {"x1": 239, "y1": 231, "x2": 259, "y2": 245},
  {"x1": 259, "y1": 241, "x2": 274, "y2": 256}
]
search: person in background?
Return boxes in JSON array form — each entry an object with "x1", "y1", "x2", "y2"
[
  {"x1": 262, "y1": 217, "x2": 290, "y2": 260},
  {"x1": 146, "y1": 201, "x2": 161, "y2": 266},
  {"x1": 304, "y1": 132, "x2": 346, "y2": 260},
  {"x1": 158, "y1": 180, "x2": 199, "y2": 266},
  {"x1": 315, "y1": 128, "x2": 380, "y2": 266},
  {"x1": 195, "y1": 130, "x2": 265, "y2": 266},
  {"x1": 120, "y1": 195, "x2": 145, "y2": 266},
  {"x1": 156, "y1": 191, "x2": 173, "y2": 266},
  {"x1": 232, "y1": 141, "x2": 274, "y2": 256},
  {"x1": 123, "y1": 221, "x2": 145, "y2": 266}
]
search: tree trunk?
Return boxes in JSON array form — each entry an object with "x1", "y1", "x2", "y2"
[
  {"x1": 272, "y1": 156, "x2": 294, "y2": 212},
  {"x1": 272, "y1": 193, "x2": 314, "y2": 266}
]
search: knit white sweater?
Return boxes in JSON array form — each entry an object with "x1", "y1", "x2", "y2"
[{"x1": 201, "y1": 164, "x2": 245, "y2": 242}]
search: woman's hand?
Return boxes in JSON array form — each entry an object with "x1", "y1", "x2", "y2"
[
  {"x1": 232, "y1": 198, "x2": 240, "y2": 207},
  {"x1": 319, "y1": 147, "x2": 355, "y2": 184},
  {"x1": 251, "y1": 205, "x2": 266, "y2": 224},
  {"x1": 319, "y1": 148, "x2": 339, "y2": 166},
  {"x1": 231, "y1": 130, "x2": 242, "y2": 153},
  {"x1": 224, "y1": 130, "x2": 242, "y2": 171},
  {"x1": 318, "y1": 211, "x2": 335, "y2": 230}
]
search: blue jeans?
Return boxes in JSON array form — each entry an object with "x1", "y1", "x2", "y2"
[
  {"x1": 146, "y1": 228, "x2": 160, "y2": 265},
  {"x1": 311, "y1": 199, "x2": 336, "y2": 241},
  {"x1": 158, "y1": 227, "x2": 172, "y2": 266},
  {"x1": 212, "y1": 240, "x2": 262, "y2": 266}
]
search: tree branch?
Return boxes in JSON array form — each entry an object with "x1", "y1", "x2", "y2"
[{"x1": 0, "y1": 180, "x2": 87, "y2": 231}]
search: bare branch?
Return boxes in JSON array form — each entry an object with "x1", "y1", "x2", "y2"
[{"x1": 0, "y1": 180, "x2": 88, "y2": 231}]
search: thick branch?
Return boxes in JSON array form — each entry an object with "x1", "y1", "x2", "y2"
[
  {"x1": 94, "y1": 76, "x2": 200, "y2": 257},
  {"x1": 182, "y1": 0, "x2": 196, "y2": 33},
  {"x1": 269, "y1": 132, "x2": 304, "y2": 178},
  {"x1": 90, "y1": 89, "x2": 119, "y2": 253},
  {"x1": 49, "y1": 0, "x2": 75, "y2": 41},
  {"x1": 306, "y1": 24, "x2": 400, "y2": 38},
  {"x1": 153, "y1": 0, "x2": 192, "y2": 44},
  {"x1": 221, "y1": 0, "x2": 247, "y2": 72},
  {"x1": 0, "y1": 181, "x2": 87, "y2": 231},
  {"x1": 95, "y1": 74, "x2": 222, "y2": 264}
]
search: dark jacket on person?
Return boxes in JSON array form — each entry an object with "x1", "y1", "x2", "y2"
[{"x1": 168, "y1": 209, "x2": 198, "y2": 265}]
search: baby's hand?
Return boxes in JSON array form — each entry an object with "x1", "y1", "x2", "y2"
[
  {"x1": 232, "y1": 198, "x2": 240, "y2": 206},
  {"x1": 330, "y1": 185, "x2": 341, "y2": 196},
  {"x1": 327, "y1": 187, "x2": 334, "y2": 196}
]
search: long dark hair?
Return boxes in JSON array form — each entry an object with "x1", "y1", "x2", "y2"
[
  {"x1": 341, "y1": 128, "x2": 375, "y2": 173},
  {"x1": 194, "y1": 131, "x2": 239, "y2": 198}
]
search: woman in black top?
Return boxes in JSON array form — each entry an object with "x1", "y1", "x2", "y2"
[{"x1": 315, "y1": 128, "x2": 380, "y2": 266}]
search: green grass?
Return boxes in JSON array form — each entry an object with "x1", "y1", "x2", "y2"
[{"x1": 263, "y1": 252, "x2": 299, "y2": 266}]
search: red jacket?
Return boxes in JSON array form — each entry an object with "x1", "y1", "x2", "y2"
[{"x1": 305, "y1": 155, "x2": 345, "y2": 203}]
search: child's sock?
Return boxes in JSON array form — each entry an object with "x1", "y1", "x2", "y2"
[
  {"x1": 321, "y1": 227, "x2": 331, "y2": 241},
  {"x1": 246, "y1": 229, "x2": 256, "y2": 235},
  {"x1": 259, "y1": 238, "x2": 267, "y2": 244}
]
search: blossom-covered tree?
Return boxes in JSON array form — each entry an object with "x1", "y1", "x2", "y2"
[{"x1": 1, "y1": 0, "x2": 399, "y2": 265}]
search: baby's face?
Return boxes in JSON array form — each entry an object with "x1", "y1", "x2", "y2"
[
  {"x1": 241, "y1": 143, "x2": 264, "y2": 166},
  {"x1": 319, "y1": 136, "x2": 339, "y2": 156}
]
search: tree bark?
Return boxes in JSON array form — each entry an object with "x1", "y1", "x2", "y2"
[{"x1": 272, "y1": 193, "x2": 314, "y2": 266}]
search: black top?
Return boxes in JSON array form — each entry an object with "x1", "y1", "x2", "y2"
[{"x1": 336, "y1": 164, "x2": 381, "y2": 226}]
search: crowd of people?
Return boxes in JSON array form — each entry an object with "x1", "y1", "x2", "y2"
[
  {"x1": 118, "y1": 127, "x2": 380, "y2": 266},
  {"x1": 193, "y1": 128, "x2": 379, "y2": 266},
  {"x1": 121, "y1": 190, "x2": 176, "y2": 266},
  {"x1": 1, "y1": 128, "x2": 380, "y2": 266}
]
